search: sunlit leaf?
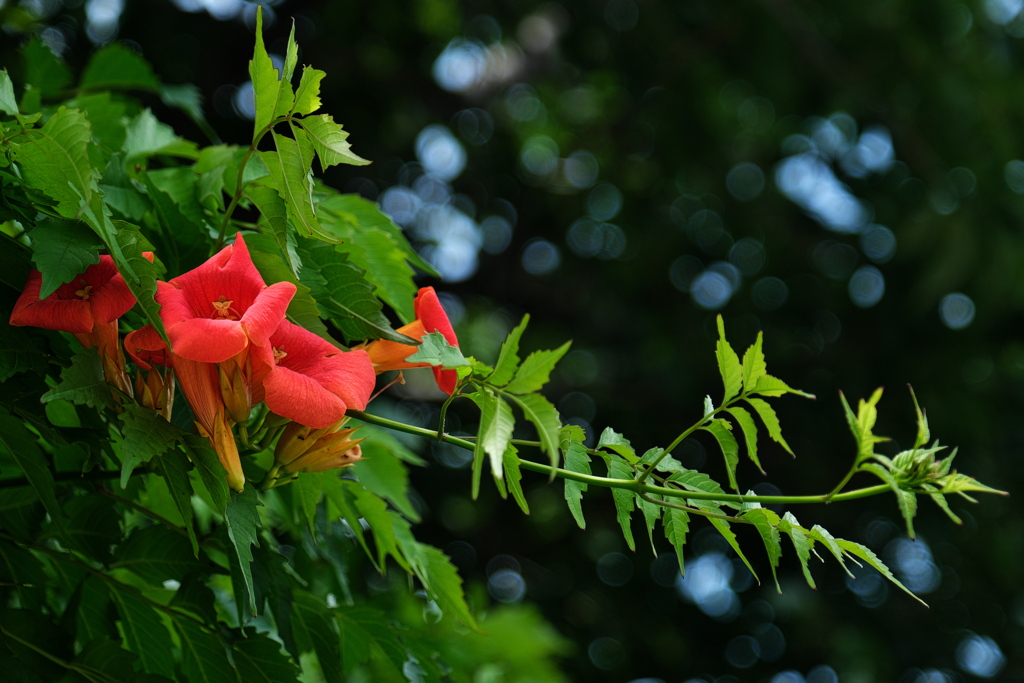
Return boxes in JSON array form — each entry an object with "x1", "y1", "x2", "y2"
[
  {"x1": 834, "y1": 537, "x2": 926, "y2": 606},
  {"x1": 561, "y1": 426, "x2": 591, "y2": 529},
  {"x1": 507, "y1": 392, "x2": 562, "y2": 469},
  {"x1": 715, "y1": 315, "x2": 742, "y2": 402},
  {"x1": 292, "y1": 67, "x2": 325, "y2": 116},
  {"x1": 745, "y1": 397, "x2": 794, "y2": 456},
  {"x1": 488, "y1": 314, "x2": 528, "y2": 386},
  {"x1": 297, "y1": 113, "x2": 370, "y2": 168},
  {"x1": 662, "y1": 505, "x2": 689, "y2": 574},
  {"x1": 607, "y1": 456, "x2": 636, "y2": 551},
  {"x1": 12, "y1": 106, "x2": 94, "y2": 217},
  {"x1": 504, "y1": 341, "x2": 572, "y2": 395},
  {"x1": 862, "y1": 461, "x2": 918, "y2": 538},
  {"x1": 597, "y1": 427, "x2": 636, "y2": 462},
  {"x1": 503, "y1": 444, "x2": 529, "y2": 514},
  {"x1": 726, "y1": 405, "x2": 762, "y2": 474},
  {"x1": 249, "y1": 6, "x2": 294, "y2": 138},
  {"x1": 741, "y1": 331, "x2": 767, "y2": 392},
  {"x1": 701, "y1": 418, "x2": 740, "y2": 491},
  {"x1": 406, "y1": 331, "x2": 470, "y2": 368},
  {"x1": 741, "y1": 507, "x2": 782, "y2": 592},
  {"x1": 778, "y1": 511, "x2": 816, "y2": 589}
]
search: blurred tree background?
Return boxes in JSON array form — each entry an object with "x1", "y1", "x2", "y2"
[{"x1": 3, "y1": 0, "x2": 1023, "y2": 681}]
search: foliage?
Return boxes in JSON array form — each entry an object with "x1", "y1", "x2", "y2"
[{"x1": 0, "y1": 9, "x2": 1005, "y2": 683}]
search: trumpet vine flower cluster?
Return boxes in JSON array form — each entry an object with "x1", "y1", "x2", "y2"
[{"x1": 9, "y1": 234, "x2": 460, "y2": 492}]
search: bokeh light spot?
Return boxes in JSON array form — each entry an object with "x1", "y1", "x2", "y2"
[
  {"x1": 587, "y1": 183, "x2": 623, "y2": 221},
  {"x1": 848, "y1": 265, "x2": 885, "y2": 307},
  {"x1": 939, "y1": 293, "x2": 975, "y2": 330},
  {"x1": 522, "y1": 238, "x2": 561, "y2": 275},
  {"x1": 724, "y1": 635, "x2": 760, "y2": 669},
  {"x1": 596, "y1": 552, "x2": 634, "y2": 587},
  {"x1": 691, "y1": 271, "x2": 733, "y2": 310},
  {"x1": 956, "y1": 633, "x2": 1005, "y2": 678},
  {"x1": 726, "y1": 162, "x2": 765, "y2": 201},
  {"x1": 416, "y1": 125, "x2": 466, "y2": 181},
  {"x1": 752, "y1": 276, "x2": 788, "y2": 311}
]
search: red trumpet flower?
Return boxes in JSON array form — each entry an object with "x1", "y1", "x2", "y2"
[{"x1": 363, "y1": 287, "x2": 461, "y2": 394}]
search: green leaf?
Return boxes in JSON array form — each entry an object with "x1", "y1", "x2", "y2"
[
  {"x1": 107, "y1": 583, "x2": 176, "y2": 678},
  {"x1": 701, "y1": 418, "x2": 740, "y2": 491},
  {"x1": 117, "y1": 402, "x2": 186, "y2": 487},
  {"x1": 225, "y1": 486, "x2": 262, "y2": 617},
  {"x1": 741, "y1": 331, "x2": 768, "y2": 392},
  {"x1": 260, "y1": 132, "x2": 327, "y2": 241},
  {"x1": 233, "y1": 628, "x2": 302, "y2": 683},
  {"x1": 12, "y1": 106, "x2": 95, "y2": 218},
  {"x1": 350, "y1": 484, "x2": 404, "y2": 569},
  {"x1": 184, "y1": 435, "x2": 229, "y2": 515},
  {"x1": 561, "y1": 426, "x2": 591, "y2": 529},
  {"x1": 401, "y1": 539, "x2": 479, "y2": 631},
  {"x1": 80, "y1": 43, "x2": 160, "y2": 92},
  {"x1": 503, "y1": 444, "x2": 529, "y2": 514},
  {"x1": 862, "y1": 462, "x2": 918, "y2": 538},
  {"x1": 293, "y1": 471, "x2": 324, "y2": 535},
  {"x1": 321, "y1": 478, "x2": 377, "y2": 570},
  {"x1": 122, "y1": 109, "x2": 199, "y2": 167},
  {"x1": 41, "y1": 350, "x2": 116, "y2": 410},
  {"x1": 172, "y1": 614, "x2": 236, "y2": 683},
  {"x1": 667, "y1": 466, "x2": 731, "y2": 503},
  {"x1": 745, "y1": 397, "x2": 795, "y2": 456},
  {"x1": 607, "y1": 457, "x2": 636, "y2": 551},
  {"x1": 662, "y1": 506, "x2": 689, "y2": 574},
  {"x1": 406, "y1": 331, "x2": 471, "y2": 368},
  {"x1": 741, "y1": 507, "x2": 782, "y2": 592},
  {"x1": 292, "y1": 591, "x2": 344, "y2": 683},
  {"x1": 504, "y1": 341, "x2": 572, "y2": 395},
  {"x1": 597, "y1": 427, "x2": 636, "y2": 462},
  {"x1": 834, "y1": 537, "x2": 926, "y2": 606},
  {"x1": 336, "y1": 605, "x2": 401, "y2": 676},
  {"x1": 467, "y1": 388, "x2": 515, "y2": 486},
  {"x1": 807, "y1": 524, "x2": 854, "y2": 577},
  {"x1": 22, "y1": 38, "x2": 72, "y2": 97},
  {"x1": 840, "y1": 389, "x2": 890, "y2": 465},
  {"x1": 909, "y1": 385, "x2": 930, "y2": 449},
  {"x1": 28, "y1": 217, "x2": 103, "y2": 298},
  {"x1": 154, "y1": 448, "x2": 199, "y2": 556},
  {"x1": 750, "y1": 374, "x2": 814, "y2": 398},
  {"x1": 249, "y1": 6, "x2": 294, "y2": 138},
  {"x1": 726, "y1": 405, "x2": 763, "y2": 474},
  {"x1": 0, "y1": 69, "x2": 17, "y2": 115},
  {"x1": 297, "y1": 113, "x2": 370, "y2": 168},
  {"x1": 292, "y1": 67, "x2": 325, "y2": 116},
  {"x1": 112, "y1": 222, "x2": 167, "y2": 341},
  {"x1": 705, "y1": 511, "x2": 760, "y2": 584},
  {"x1": 715, "y1": 315, "x2": 742, "y2": 403},
  {"x1": 488, "y1": 314, "x2": 528, "y2": 386},
  {"x1": 507, "y1": 392, "x2": 562, "y2": 469},
  {"x1": 0, "y1": 315, "x2": 48, "y2": 382},
  {"x1": 112, "y1": 525, "x2": 203, "y2": 585},
  {"x1": 247, "y1": 184, "x2": 301, "y2": 277},
  {"x1": 356, "y1": 433, "x2": 420, "y2": 521},
  {"x1": 638, "y1": 494, "x2": 662, "y2": 556},
  {"x1": 778, "y1": 511, "x2": 816, "y2": 589}
]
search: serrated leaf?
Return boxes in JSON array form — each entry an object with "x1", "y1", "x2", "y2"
[
  {"x1": 742, "y1": 507, "x2": 782, "y2": 592},
  {"x1": 292, "y1": 470, "x2": 324, "y2": 535},
  {"x1": 909, "y1": 385, "x2": 930, "y2": 449},
  {"x1": 107, "y1": 583, "x2": 176, "y2": 678},
  {"x1": 745, "y1": 397, "x2": 794, "y2": 456},
  {"x1": 561, "y1": 428, "x2": 591, "y2": 529},
  {"x1": 321, "y1": 477, "x2": 377, "y2": 571},
  {"x1": 260, "y1": 133, "x2": 326, "y2": 241},
  {"x1": 923, "y1": 486, "x2": 963, "y2": 525},
  {"x1": 292, "y1": 590, "x2": 344, "y2": 683},
  {"x1": 637, "y1": 494, "x2": 661, "y2": 556},
  {"x1": 503, "y1": 443, "x2": 529, "y2": 514},
  {"x1": 840, "y1": 388, "x2": 888, "y2": 465},
  {"x1": 715, "y1": 315, "x2": 742, "y2": 402},
  {"x1": 22, "y1": 38, "x2": 72, "y2": 96},
  {"x1": 701, "y1": 418, "x2": 740, "y2": 491},
  {"x1": 608, "y1": 457, "x2": 636, "y2": 551},
  {"x1": 726, "y1": 405, "x2": 763, "y2": 474},
  {"x1": 112, "y1": 525, "x2": 202, "y2": 585},
  {"x1": 292, "y1": 67, "x2": 325, "y2": 116},
  {"x1": 184, "y1": 435, "x2": 229, "y2": 514},
  {"x1": 225, "y1": 486, "x2": 262, "y2": 617},
  {"x1": 350, "y1": 484, "x2": 403, "y2": 569},
  {"x1": 28, "y1": 217, "x2": 103, "y2": 298},
  {"x1": 172, "y1": 614, "x2": 236, "y2": 683},
  {"x1": 406, "y1": 331, "x2": 470, "y2": 368},
  {"x1": 862, "y1": 461, "x2": 918, "y2": 538},
  {"x1": 355, "y1": 434, "x2": 419, "y2": 521},
  {"x1": 80, "y1": 42, "x2": 160, "y2": 92},
  {"x1": 834, "y1": 537, "x2": 926, "y2": 605},
  {"x1": 41, "y1": 350, "x2": 116, "y2": 410},
  {"x1": 396, "y1": 534, "x2": 479, "y2": 631},
  {"x1": 12, "y1": 106, "x2": 95, "y2": 217},
  {"x1": 122, "y1": 109, "x2": 198, "y2": 166},
  {"x1": 750, "y1": 374, "x2": 814, "y2": 398},
  {"x1": 249, "y1": 7, "x2": 294, "y2": 138},
  {"x1": 662, "y1": 506, "x2": 689, "y2": 574},
  {"x1": 507, "y1": 392, "x2": 562, "y2": 470},
  {"x1": 741, "y1": 331, "x2": 767, "y2": 392},
  {"x1": 778, "y1": 511, "x2": 816, "y2": 589},
  {"x1": 247, "y1": 184, "x2": 300, "y2": 276},
  {"x1": 488, "y1": 314, "x2": 528, "y2": 386},
  {"x1": 297, "y1": 113, "x2": 370, "y2": 168},
  {"x1": 467, "y1": 389, "x2": 514, "y2": 488},
  {"x1": 112, "y1": 222, "x2": 167, "y2": 341},
  {"x1": 597, "y1": 427, "x2": 636, "y2": 462},
  {"x1": 504, "y1": 341, "x2": 572, "y2": 395},
  {"x1": 807, "y1": 525, "x2": 854, "y2": 577},
  {"x1": 336, "y1": 605, "x2": 405, "y2": 677},
  {"x1": 233, "y1": 628, "x2": 301, "y2": 683},
  {"x1": 117, "y1": 402, "x2": 186, "y2": 487}
]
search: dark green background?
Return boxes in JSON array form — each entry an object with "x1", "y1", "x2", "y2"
[{"x1": 3, "y1": 1, "x2": 1021, "y2": 680}]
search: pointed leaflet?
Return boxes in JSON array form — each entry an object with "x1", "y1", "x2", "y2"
[
  {"x1": 322, "y1": 478, "x2": 378, "y2": 571},
  {"x1": 350, "y1": 484, "x2": 404, "y2": 570},
  {"x1": 233, "y1": 628, "x2": 301, "y2": 683},
  {"x1": 117, "y1": 402, "x2": 186, "y2": 487},
  {"x1": 607, "y1": 457, "x2": 636, "y2": 551},
  {"x1": 701, "y1": 418, "x2": 740, "y2": 491},
  {"x1": 778, "y1": 511, "x2": 816, "y2": 589},
  {"x1": 297, "y1": 114, "x2": 370, "y2": 168},
  {"x1": 249, "y1": 6, "x2": 294, "y2": 138},
  {"x1": 715, "y1": 315, "x2": 742, "y2": 403},
  {"x1": 561, "y1": 426, "x2": 591, "y2": 529},
  {"x1": 113, "y1": 222, "x2": 167, "y2": 341},
  {"x1": 726, "y1": 405, "x2": 763, "y2": 474},
  {"x1": 291, "y1": 590, "x2": 343, "y2": 683},
  {"x1": 41, "y1": 350, "x2": 117, "y2": 411},
  {"x1": 750, "y1": 374, "x2": 814, "y2": 398},
  {"x1": 171, "y1": 614, "x2": 237, "y2": 683},
  {"x1": 909, "y1": 385, "x2": 930, "y2": 449},
  {"x1": 467, "y1": 389, "x2": 514, "y2": 488},
  {"x1": 293, "y1": 471, "x2": 324, "y2": 535},
  {"x1": 260, "y1": 132, "x2": 327, "y2": 242},
  {"x1": 184, "y1": 435, "x2": 229, "y2": 515},
  {"x1": 225, "y1": 486, "x2": 262, "y2": 617},
  {"x1": 662, "y1": 506, "x2": 689, "y2": 574},
  {"x1": 121, "y1": 109, "x2": 199, "y2": 166},
  {"x1": 507, "y1": 392, "x2": 562, "y2": 469},
  {"x1": 406, "y1": 331, "x2": 471, "y2": 368},
  {"x1": 840, "y1": 388, "x2": 888, "y2": 465},
  {"x1": 356, "y1": 432, "x2": 420, "y2": 521},
  {"x1": 742, "y1": 507, "x2": 782, "y2": 592},
  {"x1": 292, "y1": 67, "x2": 324, "y2": 116},
  {"x1": 741, "y1": 331, "x2": 767, "y2": 392},
  {"x1": 80, "y1": 42, "x2": 160, "y2": 92},
  {"x1": 245, "y1": 192, "x2": 301, "y2": 277},
  {"x1": 503, "y1": 444, "x2": 530, "y2": 514},
  {"x1": 107, "y1": 583, "x2": 176, "y2": 678},
  {"x1": 28, "y1": 218, "x2": 103, "y2": 298},
  {"x1": 745, "y1": 397, "x2": 794, "y2": 456},
  {"x1": 597, "y1": 427, "x2": 637, "y2": 462},
  {"x1": 807, "y1": 525, "x2": 854, "y2": 577},
  {"x1": 488, "y1": 314, "x2": 528, "y2": 386},
  {"x1": 638, "y1": 494, "x2": 662, "y2": 556},
  {"x1": 862, "y1": 462, "x2": 919, "y2": 538},
  {"x1": 834, "y1": 537, "x2": 926, "y2": 606},
  {"x1": 12, "y1": 106, "x2": 94, "y2": 217},
  {"x1": 0, "y1": 69, "x2": 18, "y2": 115},
  {"x1": 504, "y1": 341, "x2": 572, "y2": 395},
  {"x1": 0, "y1": 409, "x2": 71, "y2": 546}
]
